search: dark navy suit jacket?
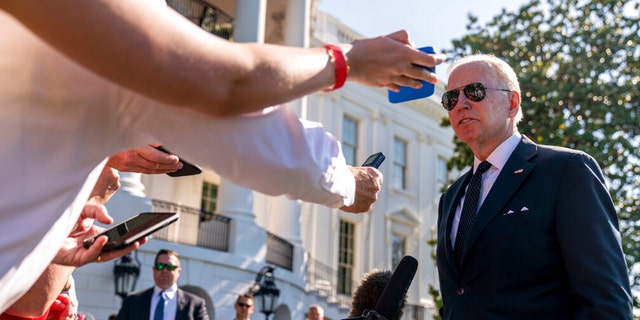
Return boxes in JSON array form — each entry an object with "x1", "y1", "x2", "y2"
[
  {"x1": 115, "y1": 287, "x2": 209, "y2": 320},
  {"x1": 436, "y1": 136, "x2": 632, "y2": 319}
]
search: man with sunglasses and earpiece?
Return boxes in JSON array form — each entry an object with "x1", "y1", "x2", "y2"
[
  {"x1": 115, "y1": 249, "x2": 209, "y2": 320},
  {"x1": 435, "y1": 54, "x2": 632, "y2": 320},
  {"x1": 232, "y1": 294, "x2": 254, "y2": 320}
]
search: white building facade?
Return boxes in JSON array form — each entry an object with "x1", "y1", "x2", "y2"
[{"x1": 72, "y1": 0, "x2": 455, "y2": 319}]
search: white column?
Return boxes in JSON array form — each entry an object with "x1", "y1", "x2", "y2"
[
  {"x1": 118, "y1": 172, "x2": 146, "y2": 197},
  {"x1": 283, "y1": 0, "x2": 310, "y2": 118},
  {"x1": 234, "y1": 0, "x2": 266, "y2": 43},
  {"x1": 213, "y1": 0, "x2": 269, "y2": 259},
  {"x1": 284, "y1": 0, "x2": 310, "y2": 45},
  {"x1": 265, "y1": 0, "x2": 311, "y2": 245},
  {"x1": 217, "y1": 179, "x2": 267, "y2": 258},
  {"x1": 105, "y1": 172, "x2": 152, "y2": 222},
  {"x1": 216, "y1": 179, "x2": 255, "y2": 222}
]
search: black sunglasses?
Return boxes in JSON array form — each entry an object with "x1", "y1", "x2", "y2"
[
  {"x1": 154, "y1": 262, "x2": 178, "y2": 271},
  {"x1": 441, "y1": 82, "x2": 511, "y2": 111},
  {"x1": 237, "y1": 302, "x2": 253, "y2": 308}
]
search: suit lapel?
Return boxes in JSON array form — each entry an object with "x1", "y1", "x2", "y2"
[
  {"x1": 465, "y1": 137, "x2": 538, "y2": 256},
  {"x1": 175, "y1": 289, "x2": 187, "y2": 320},
  {"x1": 443, "y1": 171, "x2": 472, "y2": 270},
  {"x1": 141, "y1": 289, "x2": 153, "y2": 319}
]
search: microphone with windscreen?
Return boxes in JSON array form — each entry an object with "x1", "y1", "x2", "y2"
[{"x1": 343, "y1": 255, "x2": 418, "y2": 320}]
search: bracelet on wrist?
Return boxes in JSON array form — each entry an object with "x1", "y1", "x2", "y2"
[{"x1": 322, "y1": 44, "x2": 349, "y2": 92}]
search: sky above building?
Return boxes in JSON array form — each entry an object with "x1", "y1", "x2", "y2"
[{"x1": 317, "y1": 0, "x2": 530, "y2": 80}]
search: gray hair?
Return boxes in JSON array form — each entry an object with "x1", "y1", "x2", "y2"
[{"x1": 449, "y1": 54, "x2": 523, "y2": 126}]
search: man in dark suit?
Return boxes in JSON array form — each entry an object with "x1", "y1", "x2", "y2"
[
  {"x1": 436, "y1": 54, "x2": 632, "y2": 319},
  {"x1": 116, "y1": 249, "x2": 208, "y2": 320}
]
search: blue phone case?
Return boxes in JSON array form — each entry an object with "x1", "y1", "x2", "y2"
[{"x1": 387, "y1": 46, "x2": 436, "y2": 103}]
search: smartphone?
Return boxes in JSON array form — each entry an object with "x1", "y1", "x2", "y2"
[
  {"x1": 388, "y1": 46, "x2": 436, "y2": 103},
  {"x1": 155, "y1": 146, "x2": 203, "y2": 177},
  {"x1": 362, "y1": 152, "x2": 386, "y2": 169},
  {"x1": 83, "y1": 212, "x2": 179, "y2": 252}
]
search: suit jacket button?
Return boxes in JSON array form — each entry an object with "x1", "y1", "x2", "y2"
[{"x1": 456, "y1": 287, "x2": 465, "y2": 295}]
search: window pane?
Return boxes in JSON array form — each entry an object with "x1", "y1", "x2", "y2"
[
  {"x1": 391, "y1": 234, "x2": 406, "y2": 269},
  {"x1": 338, "y1": 220, "x2": 355, "y2": 295},
  {"x1": 342, "y1": 117, "x2": 358, "y2": 166},
  {"x1": 392, "y1": 138, "x2": 407, "y2": 189},
  {"x1": 200, "y1": 181, "x2": 218, "y2": 214}
]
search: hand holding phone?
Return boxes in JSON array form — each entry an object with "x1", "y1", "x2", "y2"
[
  {"x1": 83, "y1": 212, "x2": 178, "y2": 252},
  {"x1": 362, "y1": 152, "x2": 386, "y2": 168},
  {"x1": 388, "y1": 46, "x2": 436, "y2": 103},
  {"x1": 155, "y1": 146, "x2": 203, "y2": 177}
]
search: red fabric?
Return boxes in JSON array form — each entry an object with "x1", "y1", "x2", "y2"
[{"x1": 0, "y1": 295, "x2": 71, "y2": 320}]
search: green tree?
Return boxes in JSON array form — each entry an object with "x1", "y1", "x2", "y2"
[{"x1": 442, "y1": 0, "x2": 640, "y2": 309}]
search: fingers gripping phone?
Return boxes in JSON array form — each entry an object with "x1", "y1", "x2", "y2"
[
  {"x1": 155, "y1": 146, "x2": 203, "y2": 177},
  {"x1": 362, "y1": 152, "x2": 386, "y2": 168},
  {"x1": 388, "y1": 46, "x2": 436, "y2": 103},
  {"x1": 83, "y1": 212, "x2": 179, "y2": 252}
]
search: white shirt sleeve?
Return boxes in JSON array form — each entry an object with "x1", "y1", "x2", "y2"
[
  {"x1": 0, "y1": 11, "x2": 354, "y2": 313},
  {"x1": 118, "y1": 95, "x2": 356, "y2": 208}
]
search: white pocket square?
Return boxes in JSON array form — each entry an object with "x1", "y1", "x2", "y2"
[{"x1": 503, "y1": 207, "x2": 530, "y2": 216}]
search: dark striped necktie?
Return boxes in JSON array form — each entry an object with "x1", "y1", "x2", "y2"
[{"x1": 454, "y1": 161, "x2": 492, "y2": 266}]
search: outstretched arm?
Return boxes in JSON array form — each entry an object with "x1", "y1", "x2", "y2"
[{"x1": 2, "y1": 0, "x2": 445, "y2": 117}]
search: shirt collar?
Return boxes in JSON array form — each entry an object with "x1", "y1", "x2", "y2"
[
  {"x1": 474, "y1": 132, "x2": 521, "y2": 171},
  {"x1": 154, "y1": 284, "x2": 178, "y2": 298}
]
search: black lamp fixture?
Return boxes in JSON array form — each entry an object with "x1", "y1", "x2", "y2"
[
  {"x1": 113, "y1": 251, "x2": 141, "y2": 299},
  {"x1": 248, "y1": 266, "x2": 280, "y2": 320}
]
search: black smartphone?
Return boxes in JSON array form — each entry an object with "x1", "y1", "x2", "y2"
[
  {"x1": 362, "y1": 152, "x2": 386, "y2": 168},
  {"x1": 155, "y1": 146, "x2": 203, "y2": 177},
  {"x1": 83, "y1": 212, "x2": 179, "y2": 252}
]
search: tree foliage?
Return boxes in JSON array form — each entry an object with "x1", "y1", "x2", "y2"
[{"x1": 442, "y1": 0, "x2": 640, "y2": 308}]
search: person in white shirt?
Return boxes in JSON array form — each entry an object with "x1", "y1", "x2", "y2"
[
  {"x1": 0, "y1": 0, "x2": 446, "y2": 312},
  {"x1": 2, "y1": 146, "x2": 179, "y2": 318}
]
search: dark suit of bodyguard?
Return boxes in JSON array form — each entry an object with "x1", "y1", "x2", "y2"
[
  {"x1": 116, "y1": 288, "x2": 208, "y2": 320},
  {"x1": 436, "y1": 54, "x2": 632, "y2": 319},
  {"x1": 116, "y1": 249, "x2": 208, "y2": 320}
]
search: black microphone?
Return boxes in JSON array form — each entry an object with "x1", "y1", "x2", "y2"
[
  {"x1": 343, "y1": 255, "x2": 418, "y2": 320},
  {"x1": 347, "y1": 269, "x2": 393, "y2": 319},
  {"x1": 371, "y1": 256, "x2": 418, "y2": 319}
]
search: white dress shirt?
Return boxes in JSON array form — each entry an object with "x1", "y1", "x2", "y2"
[
  {"x1": 450, "y1": 132, "x2": 522, "y2": 247},
  {"x1": 151, "y1": 285, "x2": 178, "y2": 320}
]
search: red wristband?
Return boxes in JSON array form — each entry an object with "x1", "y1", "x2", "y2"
[{"x1": 323, "y1": 44, "x2": 349, "y2": 91}]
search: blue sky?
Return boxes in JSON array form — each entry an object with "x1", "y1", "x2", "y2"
[{"x1": 317, "y1": 0, "x2": 529, "y2": 79}]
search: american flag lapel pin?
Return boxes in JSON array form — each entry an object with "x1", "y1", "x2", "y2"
[{"x1": 514, "y1": 169, "x2": 524, "y2": 174}]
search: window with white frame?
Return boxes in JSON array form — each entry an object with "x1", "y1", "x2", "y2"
[
  {"x1": 392, "y1": 138, "x2": 407, "y2": 189},
  {"x1": 200, "y1": 181, "x2": 218, "y2": 213},
  {"x1": 338, "y1": 220, "x2": 355, "y2": 295},
  {"x1": 342, "y1": 116, "x2": 358, "y2": 166},
  {"x1": 391, "y1": 233, "x2": 406, "y2": 269}
]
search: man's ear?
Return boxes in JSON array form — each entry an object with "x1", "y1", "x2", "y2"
[{"x1": 508, "y1": 91, "x2": 521, "y2": 116}]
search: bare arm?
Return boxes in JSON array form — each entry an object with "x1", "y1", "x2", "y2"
[
  {"x1": 2, "y1": 0, "x2": 445, "y2": 117},
  {"x1": 3, "y1": 264, "x2": 73, "y2": 318}
]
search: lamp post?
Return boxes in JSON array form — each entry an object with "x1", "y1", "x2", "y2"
[
  {"x1": 248, "y1": 266, "x2": 280, "y2": 320},
  {"x1": 113, "y1": 251, "x2": 141, "y2": 300}
]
